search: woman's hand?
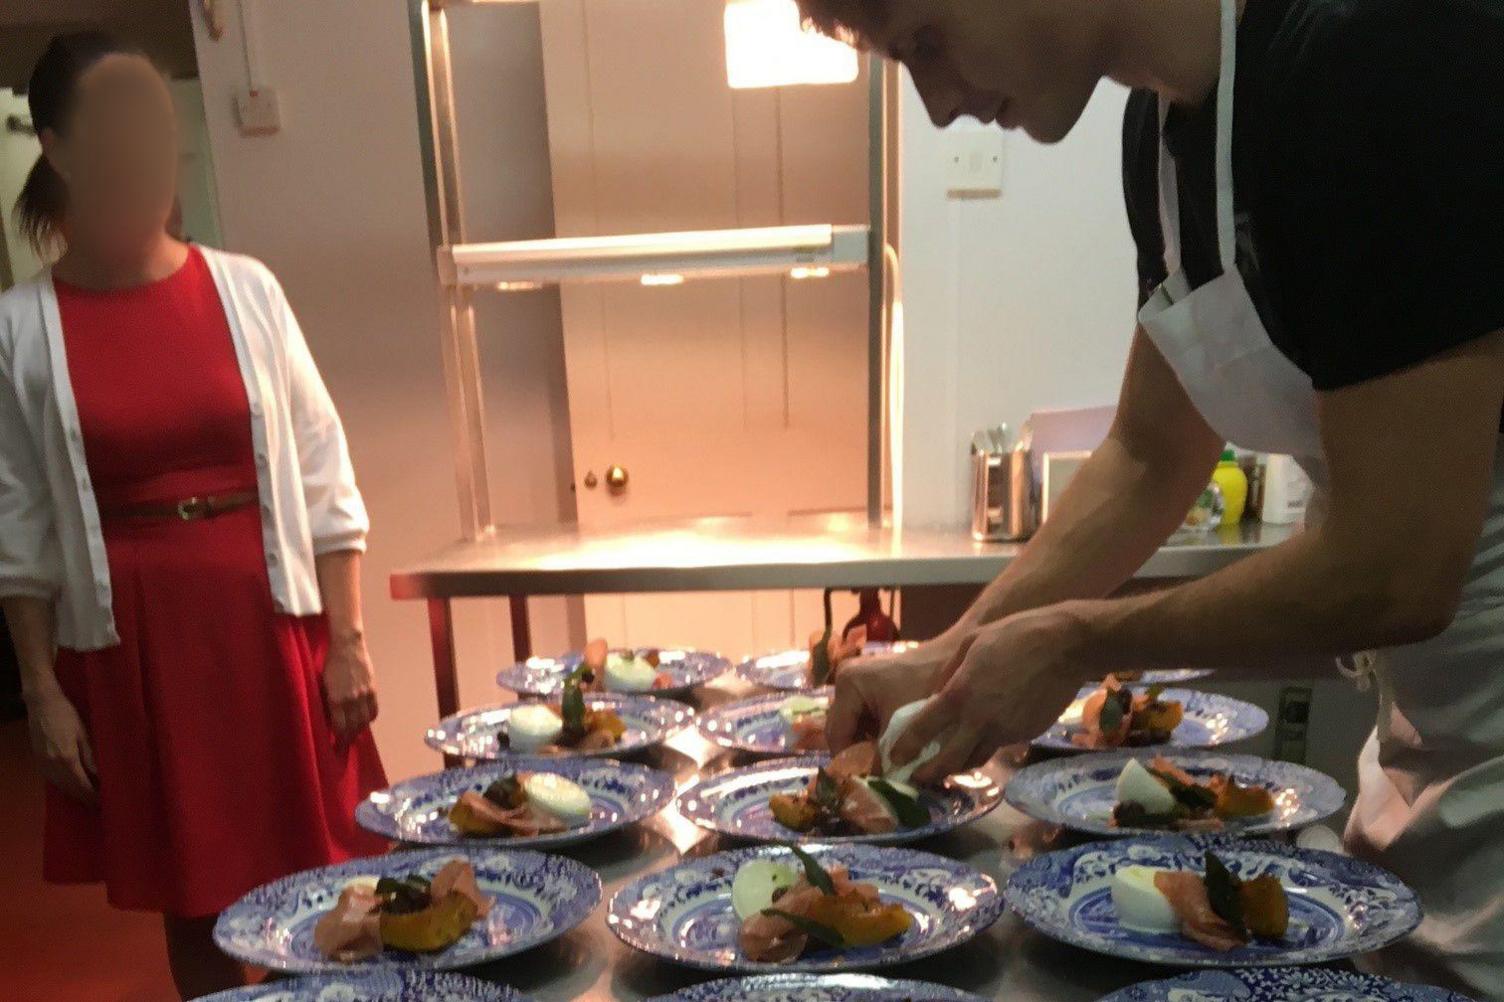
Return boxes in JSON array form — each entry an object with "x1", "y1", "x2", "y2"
[
  {"x1": 889, "y1": 606, "x2": 1091, "y2": 785},
  {"x1": 825, "y1": 635, "x2": 972, "y2": 752},
  {"x1": 323, "y1": 633, "x2": 379, "y2": 741},
  {"x1": 26, "y1": 684, "x2": 97, "y2": 804}
]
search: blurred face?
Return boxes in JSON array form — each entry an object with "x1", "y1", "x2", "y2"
[
  {"x1": 815, "y1": 0, "x2": 1108, "y2": 143},
  {"x1": 41, "y1": 53, "x2": 179, "y2": 255}
]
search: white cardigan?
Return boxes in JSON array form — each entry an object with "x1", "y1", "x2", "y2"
[{"x1": 0, "y1": 246, "x2": 368, "y2": 651}]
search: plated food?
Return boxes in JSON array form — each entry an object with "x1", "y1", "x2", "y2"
[
  {"x1": 215, "y1": 847, "x2": 601, "y2": 973},
  {"x1": 1004, "y1": 750, "x2": 1345, "y2": 838},
  {"x1": 607, "y1": 843, "x2": 1003, "y2": 973},
  {"x1": 1035, "y1": 685, "x2": 1268, "y2": 752},
  {"x1": 356, "y1": 759, "x2": 675, "y2": 849},
  {"x1": 642, "y1": 974, "x2": 992, "y2": 1002},
  {"x1": 197, "y1": 971, "x2": 532, "y2": 1002},
  {"x1": 1097, "y1": 967, "x2": 1477, "y2": 1002},
  {"x1": 700, "y1": 689, "x2": 835, "y2": 756},
  {"x1": 677, "y1": 755, "x2": 1001, "y2": 845},
  {"x1": 496, "y1": 640, "x2": 730, "y2": 698},
  {"x1": 736, "y1": 641, "x2": 919, "y2": 692},
  {"x1": 425, "y1": 692, "x2": 694, "y2": 761},
  {"x1": 1005, "y1": 834, "x2": 1421, "y2": 967},
  {"x1": 314, "y1": 858, "x2": 492, "y2": 963}
]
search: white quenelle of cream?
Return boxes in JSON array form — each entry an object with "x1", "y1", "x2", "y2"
[
  {"x1": 1110, "y1": 865, "x2": 1180, "y2": 933},
  {"x1": 604, "y1": 652, "x2": 658, "y2": 693},
  {"x1": 879, "y1": 699, "x2": 944, "y2": 786},
  {"x1": 522, "y1": 772, "x2": 592, "y2": 827},
  {"x1": 508, "y1": 704, "x2": 563, "y2": 752},
  {"x1": 1115, "y1": 758, "x2": 1178, "y2": 815}
]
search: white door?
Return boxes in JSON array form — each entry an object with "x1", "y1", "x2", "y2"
[{"x1": 539, "y1": 0, "x2": 870, "y2": 658}]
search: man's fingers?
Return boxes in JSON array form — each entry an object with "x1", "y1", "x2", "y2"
[
  {"x1": 825, "y1": 671, "x2": 870, "y2": 753},
  {"x1": 935, "y1": 633, "x2": 977, "y2": 689},
  {"x1": 911, "y1": 722, "x2": 985, "y2": 786},
  {"x1": 889, "y1": 690, "x2": 959, "y2": 767}
]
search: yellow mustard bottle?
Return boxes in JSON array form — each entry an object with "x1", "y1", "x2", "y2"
[{"x1": 1213, "y1": 448, "x2": 1249, "y2": 525}]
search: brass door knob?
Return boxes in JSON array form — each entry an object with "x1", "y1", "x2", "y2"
[{"x1": 605, "y1": 464, "x2": 629, "y2": 494}]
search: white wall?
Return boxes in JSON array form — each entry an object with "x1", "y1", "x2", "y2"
[
  {"x1": 191, "y1": 1, "x2": 575, "y2": 782},
  {"x1": 897, "y1": 76, "x2": 1138, "y2": 529},
  {"x1": 1, "y1": 89, "x2": 48, "y2": 285}
]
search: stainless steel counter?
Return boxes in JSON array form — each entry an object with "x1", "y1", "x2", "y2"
[
  {"x1": 456, "y1": 678, "x2": 1190, "y2": 1002},
  {"x1": 390, "y1": 514, "x2": 1296, "y2": 599},
  {"x1": 390, "y1": 514, "x2": 1298, "y2": 727}
]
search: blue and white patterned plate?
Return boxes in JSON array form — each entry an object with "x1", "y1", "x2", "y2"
[
  {"x1": 1005, "y1": 834, "x2": 1421, "y2": 967},
  {"x1": 677, "y1": 756, "x2": 1002, "y2": 844},
  {"x1": 425, "y1": 694, "x2": 695, "y2": 761},
  {"x1": 1033, "y1": 687, "x2": 1269, "y2": 752},
  {"x1": 644, "y1": 973, "x2": 992, "y2": 1002},
  {"x1": 608, "y1": 843, "x2": 1003, "y2": 973},
  {"x1": 1098, "y1": 967, "x2": 1476, "y2": 1001},
  {"x1": 1119, "y1": 669, "x2": 1215, "y2": 685},
  {"x1": 735, "y1": 643, "x2": 919, "y2": 692},
  {"x1": 1004, "y1": 751, "x2": 1346, "y2": 837},
  {"x1": 699, "y1": 690, "x2": 833, "y2": 756},
  {"x1": 496, "y1": 647, "x2": 730, "y2": 698},
  {"x1": 214, "y1": 846, "x2": 602, "y2": 973},
  {"x1": 355, "y1": 758, "x2": 675, "y2": 848},
  {"x1": 196, "y1": 971, "x2": 530, "y2": 1001}
]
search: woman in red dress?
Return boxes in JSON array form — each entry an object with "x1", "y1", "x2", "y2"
[{"x1": 1, "y1": 34, "x2": 388, "y2": 998}]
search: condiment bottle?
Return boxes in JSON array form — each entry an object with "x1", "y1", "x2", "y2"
[{"x1": 1212, "y1": 449, "x2": 1249, "y2": 524}]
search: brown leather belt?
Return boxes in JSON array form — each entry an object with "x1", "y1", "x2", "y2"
[{"x1": 100, "y1": 490, "x2": 260, "y2": 521}]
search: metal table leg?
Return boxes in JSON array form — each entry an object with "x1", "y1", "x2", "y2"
[{"x1": 427, "y1": 597, "x2": 462, "y2": 768}]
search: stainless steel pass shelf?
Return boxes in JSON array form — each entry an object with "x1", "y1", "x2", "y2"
[{"x1": 390, "y1": 513, "x2": 1297, "y2": 599}]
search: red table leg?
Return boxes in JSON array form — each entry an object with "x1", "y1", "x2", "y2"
[
  {"x1": 427, "y1": 597, "x2": 461, "y2": 768},
  {"x1": 509, "y1": 594, "x2": 532, "y2": 661}
]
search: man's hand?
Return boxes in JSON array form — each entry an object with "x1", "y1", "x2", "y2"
[
  {"x1": 26, "y1": 684, "x2": 97, "y2": 804},
  {"x1": 323, "y1": 634, "x2": 379, "y2": 740},
  {"x1": 825, "y1": 636, "x2": 971, "y2": 752},
  {"x1": 888, "y1": 607, "x2": 1087, "y2": 785}
]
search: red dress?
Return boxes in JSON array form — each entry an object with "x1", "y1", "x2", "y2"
[{"x1": 43, "y1": 247, "x2": 388, "y2": 918}]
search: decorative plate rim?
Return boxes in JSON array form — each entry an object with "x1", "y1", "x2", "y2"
[
  {"x1": 355, "y1": 757, "x2": 677, "y2": 847},
  {"x1": 607, "y1": 842, "x2": 1004, "y2": 974},
  {"x1": 424, "y1": 693, "x2": 696, "y2": 760},
  {"x1": 1094, "y1": 965, "x2": 1477, "y2": 1002},
  {"x1": 1002, "y1": 749, "x2": 1346, "y2": 837},
  {"x1": 496, "y1": 646, "x2": 731, "y2": 697},
  {"x1": 642, "y1": 972, "x2": 995, "y2": 1002},
  {"x1": 194, "y1": 970, "x2": 533, "y2": 1001},
  {"x1": 676, "y1": 755, "x2": 1003, "y2": 844},
  {"x1": 214, "y1": 845, "x2": 603, "y2": 974},
  {"x1": 1004, "y1": 833, "x2": 1422, "y2": 968}
]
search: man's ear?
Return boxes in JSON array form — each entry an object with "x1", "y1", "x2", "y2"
[{"x1": 38, "y1": 127, "x2": 68, "y2": 182}]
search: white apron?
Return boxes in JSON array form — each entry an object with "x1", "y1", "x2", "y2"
[{"x1": 1137, "y1": 0, "x2": 1504, "y2": 995}]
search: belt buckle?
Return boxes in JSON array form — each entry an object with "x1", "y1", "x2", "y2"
[{"x1": 176, "y1": 496, "x2": 209, "y2": 520}]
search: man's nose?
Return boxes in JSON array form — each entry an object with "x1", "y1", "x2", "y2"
[{"x1": 910, "y1": 68, "x2": 961, "y2": 128}]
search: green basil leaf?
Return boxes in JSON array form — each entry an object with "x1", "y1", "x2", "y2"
[
  {"x1": 1148, "y1": 768, "x2": 1218, "y2": 811},
  {"x1": 1144, "y1": 684, "x2": 1166, "y2": 704},
  {"x1": 813, "y1": 769, "x2": 841, "y2": 813},
  {"x1": 560, "y1": 681, "x2": 586, "y2": 741},
  {"x1": 760, "y1": 908, "x2": 846, "y2": 949},
  {"x1": 868, "y1": 778, "x2": 931, "y2": 829},
  {"x1": 1203, "y1": 852, "x2": 1247, "y2": 935},
  {"x1": 788, "y1": 844, "x2": 835, "y2": 896},
  {"x1": 1098, "y1": 688, "x2": 1129, "y2": 733}
]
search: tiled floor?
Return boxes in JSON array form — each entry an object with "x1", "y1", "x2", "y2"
[{"x1": 0, "y1": 720, "x2": 178, "y2": 1001}]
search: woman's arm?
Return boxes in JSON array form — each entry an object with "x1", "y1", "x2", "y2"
[
  {"x1": 4, "y1": 595, "x2": 95, "y2": 802},
  {"x1": 893, "y1": 330, "x2": 1504, "y2": 782},
  {"x1": 314, "y1": 549, "x2": 378, "y2": 741},
  {"x1": 826, "y1": 330, "x2": 1224, "y2": 747}
]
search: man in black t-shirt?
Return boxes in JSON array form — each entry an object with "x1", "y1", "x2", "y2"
[{"x1": 795, "y1": 0, "x2": 1504, "y2": 996}]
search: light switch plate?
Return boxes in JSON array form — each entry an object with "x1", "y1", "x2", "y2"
[
  {"x1": 234, "y1": 86, "x2": 281, "y2": 136},
  {"x1": 944, "y1": 129, "x2": 1004, "y2": 197}
]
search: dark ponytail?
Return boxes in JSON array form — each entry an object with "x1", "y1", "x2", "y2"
[{"x1": 14, "y1": 31, "x2": 145, "y2": 254}]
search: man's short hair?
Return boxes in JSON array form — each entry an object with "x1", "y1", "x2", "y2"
[{"x1": 796, "y1": 0, "x2": 891, "y2": 48}]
